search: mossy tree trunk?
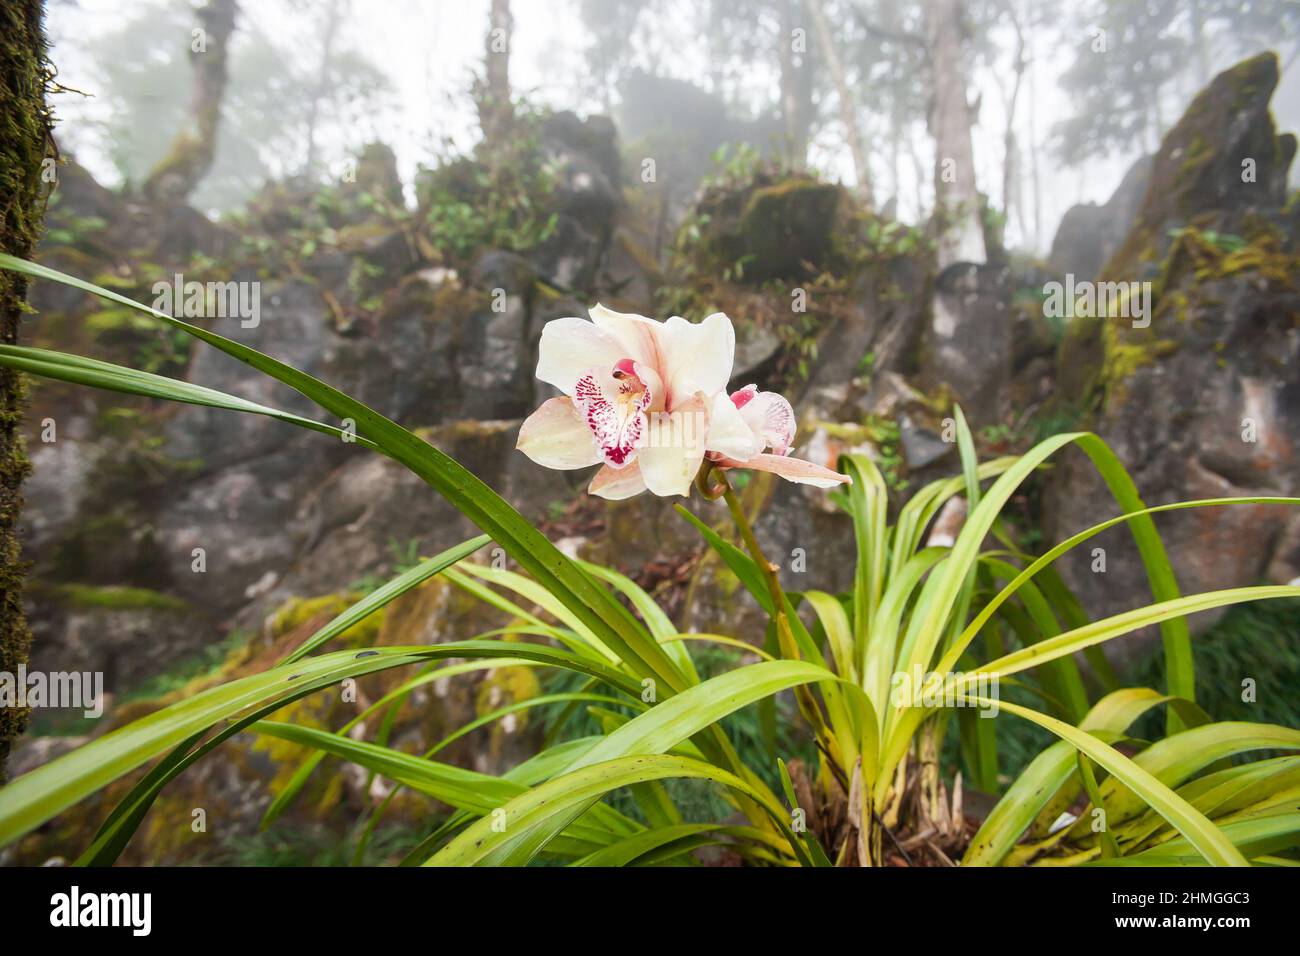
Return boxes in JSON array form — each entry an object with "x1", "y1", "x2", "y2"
[
  {"x1": 142, "y1": 0, "x2": 238, "y2": 205},
  {"x1": 0, "y1": 0, "x2": 52, "y2": 781}
]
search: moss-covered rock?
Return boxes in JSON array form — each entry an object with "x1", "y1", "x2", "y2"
[
  {"x1": 1044, "y1": 54, "x2": 1300, "y2": 650},
  {"x1": 693, "y1": 171, "x2": 844, "y2": 284},
  {"x1": 1059, "y1": 53, "x2": 1297, "y2": 407}
]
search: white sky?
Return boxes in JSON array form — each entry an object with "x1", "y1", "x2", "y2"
[{"x1": 44, "y1": 0, "x2": 1300, "y2": 255}]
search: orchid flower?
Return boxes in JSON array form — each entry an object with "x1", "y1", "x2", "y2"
[{"x1": 516, "y1": 305, "x2": 851, "y2": 499}]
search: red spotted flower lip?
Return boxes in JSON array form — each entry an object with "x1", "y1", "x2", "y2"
[{"x1": 516, "y1": 304, "x2": 850, "y2": 499}]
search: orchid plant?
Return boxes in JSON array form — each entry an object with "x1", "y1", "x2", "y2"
[{"x1": 1, "y1": 254, "x2": 1299, "y2": 867}]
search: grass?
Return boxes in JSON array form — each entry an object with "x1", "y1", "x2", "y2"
[{"x1": 217, "y1": 820, "x2": 442, "y2": 867}]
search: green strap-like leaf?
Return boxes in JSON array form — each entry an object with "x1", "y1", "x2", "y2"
[
  {"x1": 431, "y1": 660, "x2": 843, "y2": 866},
  {"x1": 427, "y1": 754, "x2": 798, "y2": 866},
  {"x1": 0, "y1": 343, "x2": 368, "y2": 438},
  {"x1": 253, "y1": 721, "x2": 630, "y2": 851},
  {"x1": 972, "y1": 586, "x2": 1300, "y2": 684},
  {"x1": 937, "y1": 496, "x2": 1300, "y2": 679},
  {"x1": 568, "y1": 823, "x2": 783, "y2": 866},
  {"x1": 958, "y1": 696, "x2": 1249, "y2": 866},
  {"x1": 895, "y1": 431, "x2": 1195, "y2": 737},
  {"x1": 260, "y1": 657, "x2": 545, "y2": 830},
  {"x1": 282, "y1": 534, "x2": 490, "y2": 664},
  {"x1": 0, "y1": 641, "x2": 639, "y2": 849},
  {"x1": 1098, "y1": 721, "x2": 1300, "y2": 824},
  {"x1": 0, "y1": 253, "x2": 691, "y2": 700}
]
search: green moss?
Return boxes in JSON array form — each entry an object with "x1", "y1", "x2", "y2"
[
  {"x1": 1094, "y1": 218, "x2": 1297, "y2": 403},
  {"x1": 1179, "y1": 133, "x2": 1214, "y2": 183},
  {"x1": 1104, "y1": 341, "x2": 1156, "y2": 385},
  {"x1": 1100, "y1": 322, "x2": 1180, "y2": 400},
  {"x1": 743, "y1": 176, "x2": 831, "y2": 206},
  {"x1": 1157, "y1": 223, "x2": 1297, "y2": 291},
  {"x1": 268, "y1": 591, "x2": 383, "y2": 647},
  {"x1": 436, "y1": 418, "x2": 514, "y2": 442},
  {"x1": 736, "y1": 178, "x2": 841, "y2": 281},
  {"x1": 1209, "y1": 233, "x2": 1298, "y2": 286},
  {"x1": 44, "y1": 583, "x2": 188, "y2": 613}
]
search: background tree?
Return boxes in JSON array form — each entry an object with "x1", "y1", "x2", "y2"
[
  {"x1": 807, "y1": 0, "x2": 875, "y2": 208},
  {"x1": 925, "y1": 0, "x2": 986, "y2": 267},
  {"x1": 1054, "y1": 0, "x2": 1300, "y2": 163},
  {"x1": 84, "y1": 0, "x2": 390, "y2": 211},
  {"x1": 846, "y1": 0, "x2": 929, "y2": 215},
  {"x1": 477, "y1": 0, "x2": 513, "y2": 146},
  {"x1": 142, "y1": 0, "x2": 239, "y2": 205},
  {"x1": 300, "y1": 0, "x2": 347, "y2": 177},
  {"x1": 775, "y1": 0, "x2": 816, "y2": 169}
]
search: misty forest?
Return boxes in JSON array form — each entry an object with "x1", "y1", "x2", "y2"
[{"x1": 2, "y1": 0, "x2": 1300, "y2": 871}]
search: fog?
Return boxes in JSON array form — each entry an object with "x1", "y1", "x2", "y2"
[{"x1": 45, "y1": 0, "x2": 1300, "y2": 253}]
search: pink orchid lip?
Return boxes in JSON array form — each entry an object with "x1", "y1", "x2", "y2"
[{"x1": 573, "y1": 360, "x2": 654, "y2": 470}]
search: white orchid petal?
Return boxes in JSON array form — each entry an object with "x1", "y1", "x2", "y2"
[
  {"x1": 638, "y1": 394, "x2": 708, "y2": 497},
  {"x1": 663, "y1": 312, "x2": 735, "y2": 400},
  {"x1": 516, "y1": 397, "x2": 603, "y2": 469},
  {"x1": 737, "y1": 388, "x2": 797, "y2": 456},
  {"x1": 589, "y1": 461, "x2": 647, "y2": 499},
  {"x1": 630, "y1": 360, "x2": 664, "y2": 413},
  {"x1": 723, "y1": 452, "x2": 850, "y2": 488},
  {"x1": 706, "y1": 391, "x2": 763, "y2": 461},
  {"x1": 536, "y1": 316, "x2": 626, "y2": 395},
  {"x1": 589, "y1": 304, "x2": 668, "y2": 379}
]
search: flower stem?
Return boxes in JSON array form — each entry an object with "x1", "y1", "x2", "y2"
[
  {"x1": 713, "y1": 465, "x2": 839, "y2": 781},
  {"x1": 718, "y1": 474, "x2": 785, "y2": 615}
]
